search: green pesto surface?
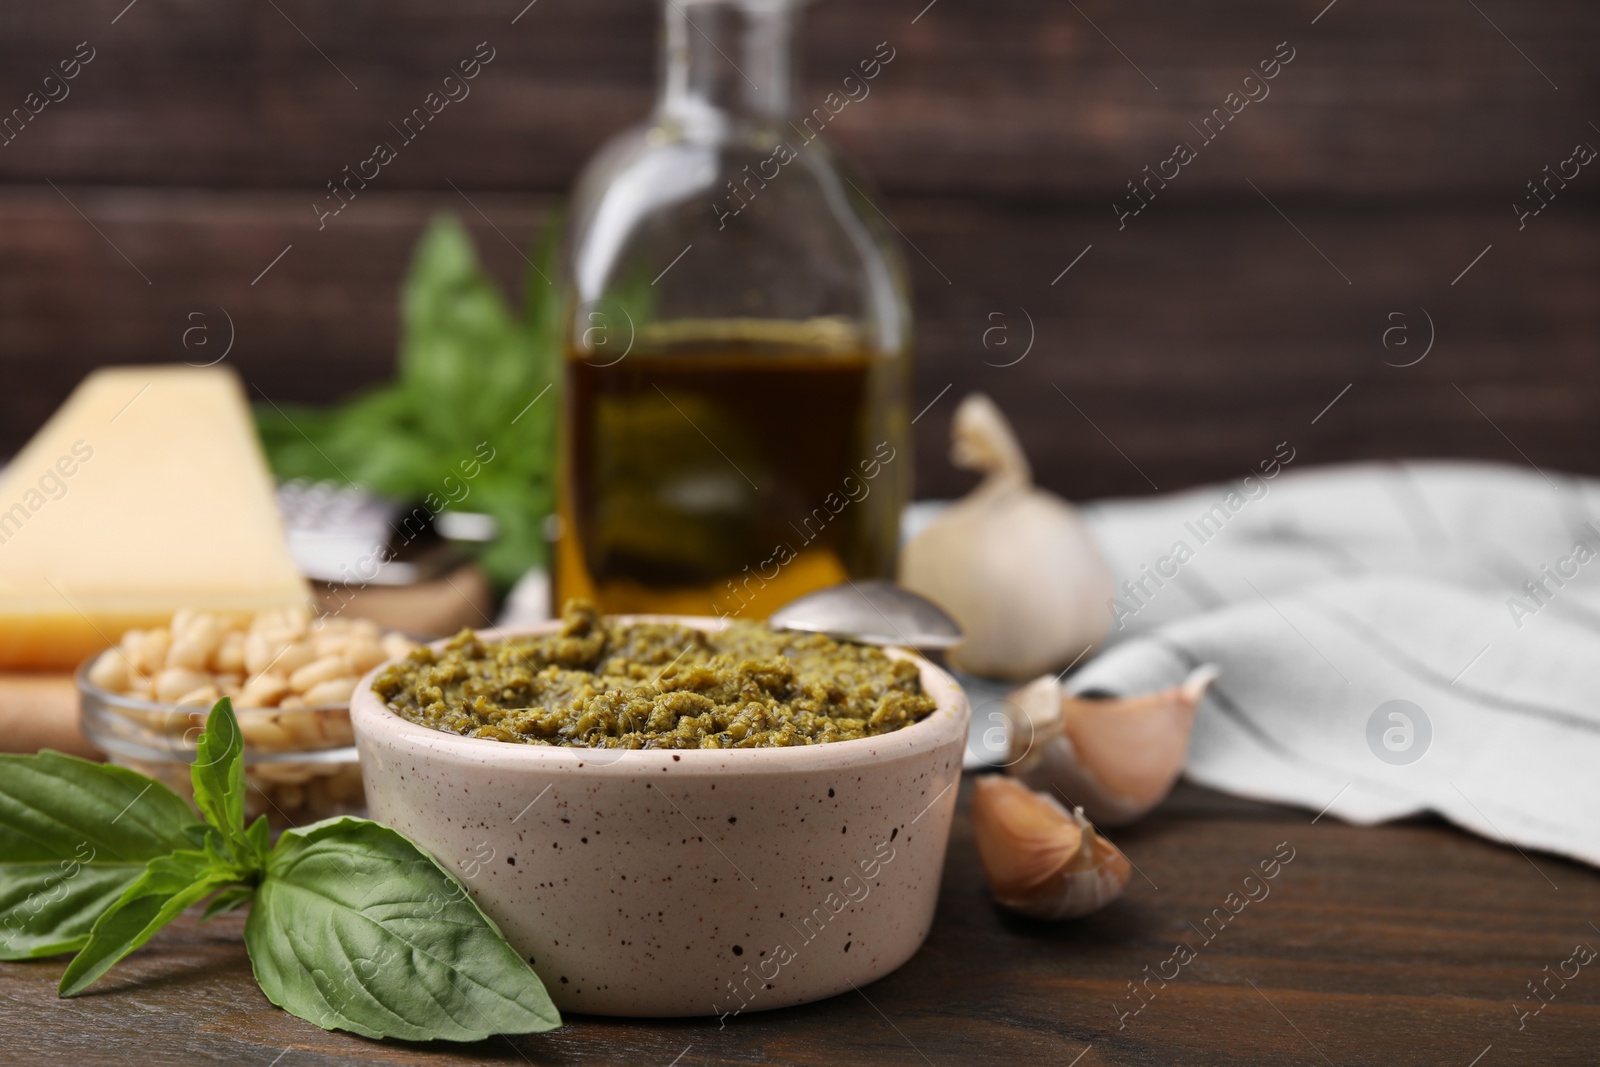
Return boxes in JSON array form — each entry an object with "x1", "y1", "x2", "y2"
[{"x1": 372, "y1": 601, "x2": 937, "y2": 749}]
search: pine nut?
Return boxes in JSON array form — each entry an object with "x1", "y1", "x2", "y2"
[
  {"x1": 290, "y1": 655, "x2": 351, "y2": 694},
  {"x1": 346, "y1": 639, "x2": 388, "y2": 672},
  {"x1": 174, "y1": 685, "x2": 221, "y2": 708},
  {"x1": 134, "y1": 631, "x2": 171, "y2": 676},
  {"x1": 214, "y1": 631, "x2": 247, "y2": 674},
  {"x1": 382, "y1": 633, "x2": 418, "y2": 661},
  {"x1": 238, "y1": 715, "x2": 294, "y2": 749},
  {"x1": 87, "y1": 650, "x2": 130, "y2": 691},
  {"x1": 269, "y1": 640, "x2": 315, "y2": 676},
  {"x1": 237, "y1": 672, "x2": 290, "y2": 708},
  {"x1": 302, "y1": 676, "x2": 358, "y2": 706},
  {"x1": 154, "y1": 667, "x2": 212, "y2": 703}
]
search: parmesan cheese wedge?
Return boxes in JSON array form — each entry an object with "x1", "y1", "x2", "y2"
[{"x1": 0, "y1": 366, "x2": 309, "y2": 669}]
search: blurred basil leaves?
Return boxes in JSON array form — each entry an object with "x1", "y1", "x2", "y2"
[{"x1": 255, "y1": 213, "x2": 561, "y2": 587}]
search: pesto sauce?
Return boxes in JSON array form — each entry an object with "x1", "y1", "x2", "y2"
[{"x1": 373, "y1": 600, "x2": 937, "y2": 749}]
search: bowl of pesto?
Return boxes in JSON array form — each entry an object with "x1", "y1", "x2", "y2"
[{"x1": 350, "y1": 600, "x2": 969, "y2": 1017}]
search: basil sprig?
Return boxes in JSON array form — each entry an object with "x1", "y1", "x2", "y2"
[
  {"x1": 0, "y1": 698, "x2": 560, "y2": 1041},
  {"x1": 254, "y1": 214, "x2": 568, "y2": 588}
]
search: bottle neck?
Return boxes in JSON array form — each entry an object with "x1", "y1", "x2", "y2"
[{"x1": 658, "y1": 0, "x2": 795, "y2": 133}]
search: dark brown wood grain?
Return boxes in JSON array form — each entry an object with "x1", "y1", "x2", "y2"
[
  {"x1": 0, "y1": 186, "x2": 1594, "y2": 501},
  {"x1": 0, "y1": 0, "x2": 1597, "y2": 500},
  {"x1": 0, "y1": 0, "x2": 1594, "y2": 196},
  {"x1": 3, "y1": 781, "x2": 1596, "y2": 1066}
]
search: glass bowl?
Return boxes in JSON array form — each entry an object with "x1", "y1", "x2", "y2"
[{"x1": 77, "y1": 659, "x2": 364, "y2": 828}]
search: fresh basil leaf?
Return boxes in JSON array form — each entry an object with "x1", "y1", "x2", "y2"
[
  {"x1": 200, "y1": 884, "x2": 255, "y2": 920},
  {"x1": 524, "y1": 207, "x2": 566, "y2": 374},
  {"x1": 466, "y1": 477, "x2": 550, "y2": 597},
  {"x1": 0, "y1": 867, "x2": 134, "y2": 962},
  {"x1": 0, "y1": 751, "x2": 200, "y2": 960},
  {"x1": 399, "y1": 215, "x2": 524, "y2": 453},
  {"x1": 58, "y1": 850, "x2": 242, "y2": 997},
  {"x1": 245, "y1": 817, "x2": 560, "y2": 1041},
  {"x1": 191, "y1": 698, "x2": 246, "y2": 842},
  {"x1": 244, "y1": 815, "x2": 271, "y2": 868}
]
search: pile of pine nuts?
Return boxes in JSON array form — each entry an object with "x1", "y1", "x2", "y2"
[
  {"x1": 89, "y1": 606, "x2": 416, "y2": 712},
  {"x1": 85, "y1": 606, "x2": 419, "y2": 824}
]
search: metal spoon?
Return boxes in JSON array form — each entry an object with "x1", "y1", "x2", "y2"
[{"x1": 768, "y1": 579, "x2": 963, "y2": 650}]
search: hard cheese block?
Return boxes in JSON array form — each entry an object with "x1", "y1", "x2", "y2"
[{"x1": 0, "y1": 365, "x2": 309, "y2": 669}]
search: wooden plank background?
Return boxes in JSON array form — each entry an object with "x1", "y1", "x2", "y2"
[{"x1": 0, "y1": 0, "x2": 1595, "y2": 500}]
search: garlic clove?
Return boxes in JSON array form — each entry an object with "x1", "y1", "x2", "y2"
[
  {"x1": 898, "y1": 393, "x2": 1115, "y2": 681},
  {"x1": 970, "y1": 775, "x2": 1131, "y2": 920},
  {"x1": 1005, "y1": 664, "x2": 1218, "y2": 826}
]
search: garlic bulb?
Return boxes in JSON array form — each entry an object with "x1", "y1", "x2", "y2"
[
  {"x1": 1005, "y1": 664, "x2": 1218, "y2": 826},
  {"x1": 970, "y1": 775, "x2": 1131, "y2": 920},
  {"x1": 898, "y1": 393, "x2": 1114, "y2": 680}
]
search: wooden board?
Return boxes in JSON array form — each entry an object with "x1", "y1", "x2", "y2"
[
  {"x1": 2, "y1": 781, "x2": 1596, "y2": 1065},
  {"x1": 0, "y1": 673, "x2": 93, "y2": 757}
]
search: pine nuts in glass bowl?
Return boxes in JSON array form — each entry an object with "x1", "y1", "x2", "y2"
[{"x1": 77, "y1": 607, "x2": 418, "y2": 827}]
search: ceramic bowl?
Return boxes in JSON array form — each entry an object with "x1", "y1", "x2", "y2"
[{"x1": 349, "y1": 616, "x2": 969, "y2": 1018}]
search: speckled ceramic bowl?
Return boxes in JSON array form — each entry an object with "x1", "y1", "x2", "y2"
[{"x1": 350, "y1": 616, "x2": 969, "y2": 1018}]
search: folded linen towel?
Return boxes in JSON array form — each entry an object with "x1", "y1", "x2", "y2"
[{"x1": 1067, "y1": 460, "x2": 1600, "y2": 867}]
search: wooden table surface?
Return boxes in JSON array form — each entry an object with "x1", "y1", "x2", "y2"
[{"x1": 4, "y1": 780, "x2": 1596, "y2": 1067}]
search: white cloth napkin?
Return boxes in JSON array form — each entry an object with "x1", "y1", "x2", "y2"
[{"x1": 1070, "y1": 460, "x2": 1600, "y2": 868}]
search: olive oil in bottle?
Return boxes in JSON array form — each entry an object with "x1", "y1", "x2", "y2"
[
  {"x1": 555, "y1": 0, "x2": 913, "y2": 617},
  {"x1": 557, "y1": 326, "x2": 905, "y2": 617}
]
